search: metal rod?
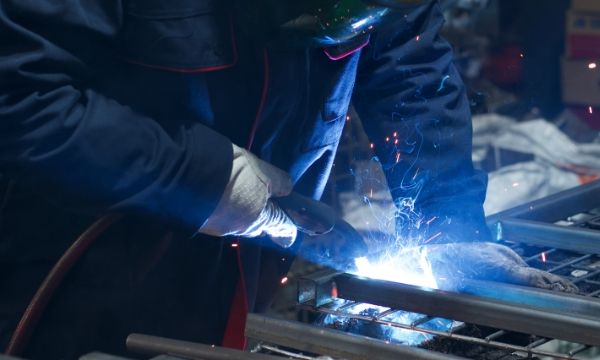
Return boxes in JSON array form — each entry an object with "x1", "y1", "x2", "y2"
[
  {"x1": 569, "y1": 344, "x2": 589, "y2": 356},
  {"x1": 485, "y1": 330, "x2": 505, "y2": 342},
  {"x1": 245, "y1": 313, "x2": 467, "y2": 360},
  {"x1": 456, "y1": 279, "x2": 600, "y2": 318},
  {"x1": 548, "y1": 254, "x2": 592, "y2": 273},
  {"x1": 126, "y1": 334, "x2": 280, "y2": 360},
  {"x1": 79, "y1": 353, "x2": 135, "y2": 360},
  {"x1": 526, "y1": 338, "x2": 549, "y2": 349},
  {"x1": 333, "y1": 274, "x2": 600, "y2": 345},
  {"x1": 410, "y1": 316, "x2": 433, "y2": 327},
  {"x1": 486, "y1": 180, "x2": 600, "y2": 223},
  {"x1": 495, "y1": 218, "x2": 600, "y2": 253},
  {"x1": 374, "y1": 308, "x2": 398, "y2": 320}
]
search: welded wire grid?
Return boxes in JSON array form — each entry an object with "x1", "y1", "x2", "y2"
[{"x1": 296, "y1": 209, "x2": 600, "y2": 360}]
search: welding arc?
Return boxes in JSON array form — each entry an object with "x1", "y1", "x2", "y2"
[{"x1": 4, "y1": 214, "x2": 123, "y2": 356}]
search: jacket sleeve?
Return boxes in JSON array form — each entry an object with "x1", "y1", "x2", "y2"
[
  {"x1": 353, "y1": 1, "x2": 491, "y2": 245},
  {"x1": 0, "y1": 1, "x2": 232, "y2": 229}
]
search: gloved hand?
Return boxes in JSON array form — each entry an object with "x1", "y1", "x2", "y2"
[
  {"x1": 424, "y1": 242, "x2": 578, "y2": 293},
  {"x1": 199, "y1": 144, "x2": 297, "y2": 248}
]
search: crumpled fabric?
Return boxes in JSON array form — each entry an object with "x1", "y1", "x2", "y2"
[{"x1": 472, "y1": 114, "x2": 600, "y2": 214}]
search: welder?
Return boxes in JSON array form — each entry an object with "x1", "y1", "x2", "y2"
[{"x1": 0, "y1": 1, "x2": 572, "y2": 359}]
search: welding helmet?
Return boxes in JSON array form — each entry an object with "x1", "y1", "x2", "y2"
[{"x1": 246, "y1": 0, "x2": 430, "y2": 47}]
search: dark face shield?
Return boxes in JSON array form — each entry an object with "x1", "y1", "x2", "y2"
[{"x1": 256, "y1": 0, "x2": 430, "y2": 47}]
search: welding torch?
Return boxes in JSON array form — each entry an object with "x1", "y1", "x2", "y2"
[{"x1": 274, "y1": 192, "x2": 368, "y2": 271}]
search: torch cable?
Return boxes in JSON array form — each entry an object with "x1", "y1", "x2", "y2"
[{"x1": 4, "y1": 213, "x2": 123, "y2": 356}]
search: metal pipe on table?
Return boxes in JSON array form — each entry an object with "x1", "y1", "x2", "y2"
[
  {"x1": 333, "y1": 274, "x2": 600, "y2": 345},
  {"x1": 245, "y1": 313, "x2": 467, "y2": 360},
  {"x1": 491, "y1": 218, "x2": 600, "y2": 253},
  {"x1": 126, "y1": 334, "x2": 280, "y2": 360}
]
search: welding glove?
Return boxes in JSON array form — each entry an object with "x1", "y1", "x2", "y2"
[
  {"x1": 424, "y1": 242, "x2": 578, "y2": 293},
  {"x1": 199, "y1": 144, "x2": 297, "y2": 248}
]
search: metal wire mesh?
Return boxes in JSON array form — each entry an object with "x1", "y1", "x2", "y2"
[{"x1": 297, "y1": 208, "x2": 600, "y2": 360}]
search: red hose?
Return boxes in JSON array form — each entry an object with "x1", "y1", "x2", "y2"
[{"x1": 4, "y1": 213, "x2": 123, "y2": 356}]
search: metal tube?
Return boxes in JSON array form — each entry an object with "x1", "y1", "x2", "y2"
[
  {"x1": 126, "y1": 334, "x2": 280, "y2": 360},
  {"x1": 334, "y1": 274, "x2": 600, "y2": 345},
  {"x1": 486, "y1": 180, "x2": 600, "y2": 223},
  {"x1": 79, "y1": 353, "x2": 134, "y2": 360},
  {"x1": 245, "y1": 313, "x2": 467, "y2": 360},
  {"x1": 494, "y1": 218, "x2": 600, "y2": 253},
  {"x1": 457, "y1": 278, "x2": 600, "y2": 317}
]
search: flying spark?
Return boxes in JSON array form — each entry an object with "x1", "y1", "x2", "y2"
[
  {"x1": 331, "y1": 284, "x2": 338, "y2": 298},
  {"x1": 280, "y1": 276, "x2": 288, "y2": 285},
  {"x1": 424, "y1": 232, "x2": 442, "y2": 244},
  {"x1": 589, "y1": 106, "x2": 594, "y2": 114},
  {"x1": 541, "y1": 252, "x2": 547, "y2": 263},
  {"x1": 589, "y1": 62, "x2": 597, "y2": 69}
]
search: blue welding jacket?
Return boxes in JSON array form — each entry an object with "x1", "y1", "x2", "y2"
[{"x1": 0, "y1": 0, "x2": 489, "y2": 358}]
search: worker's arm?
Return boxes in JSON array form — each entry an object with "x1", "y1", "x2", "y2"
[
  {"x1": 353, "y1": 1, "x2": 490, "y2": 244},
  {"x1": 0, "y1": 1, "x2": 233, "y2": 229},
  {"x1": 0, "y1": 1, "x2": 295, "y2": 241}
]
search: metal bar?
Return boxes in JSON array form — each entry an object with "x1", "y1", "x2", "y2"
[
  {"x1": 126, "y1": 334, "x2": 281, "y2": 360},
  {"x1": 245, "y1": 313, "x2": 467, "y2": 360},
  {"x1": 568, "y1": 344, "x2": 589, "y2": 357},
  {"x1": 456, "y1": 279, "x2": 600, "y2": 317},
  {"x1": 255, "y1": 345, "x2": 316, "y2": 360},
  {"x1": 548, "y1": 255, "x2": 592, "y2": 273},
  {"x1": 333, "y1": 274, "x2": 600, "y2": 345},
  {"x1": 374, "y1": 308, "x2": 398, "y2": 320},
  {"x1": 526, "y1": 338, "x2": 549, "y2": 349},
  {"x1": 410, "y1": 316, "x2": 433, "y2": 327},
  {"x1": 486, "y1": 180, "x2": 600, "y2": 223},
  {"x1": 484, "y1": 330, "x2": 506, "y2": 342},
  {"x1": 494, "y1": 218, "x2": 600, "y2": 253},
  {"x1": 588, "y1": 289, "x2": 600, "y2": 297},
  {"x1": 79, "y1": 354, "x2": 133, "y2": 360}
]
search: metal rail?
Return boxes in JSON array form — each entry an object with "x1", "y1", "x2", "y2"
[
  {"x1": 126, "y1": 334, "x2": 281, "y2": 360},
  {"x1": 486, "y1": 179, "x2": 600, "y2": 223},
  {"x1": 494, "y1": 218, "x2": 600, "y2": 253},
  {"x1": 245, "y1": 313, "x2": 467, "y2": 360}
]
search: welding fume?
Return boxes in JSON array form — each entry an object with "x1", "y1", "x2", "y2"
[{"x1": 0, "y1": 0, "x2": 576, "y2": 359}]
